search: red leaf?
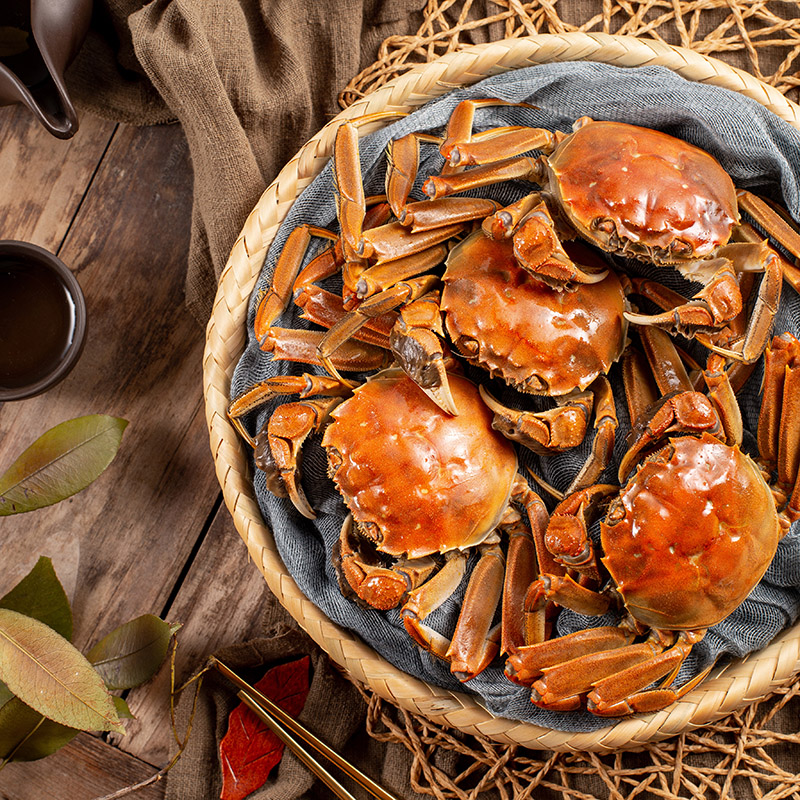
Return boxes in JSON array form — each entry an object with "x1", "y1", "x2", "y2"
[{"x1": 219, "y1": 655, "x2": 311, "y2": 800}]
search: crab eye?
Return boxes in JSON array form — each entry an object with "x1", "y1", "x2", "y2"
[
  {"x1": 361, "y1": 520, "x2": 383, "y2": 546},
  {"x1": 458, "y1": 337, "x2": 480, "y2": 357},
  {"x1": 327, "y1": 447, "x2": 343, "y2": 471},
  {"x1": 670, "y1": 239, "x2": 693, "y2": 257},
  {"x1": 593, "y1": 218, "x2": 616, "y2": 234}
]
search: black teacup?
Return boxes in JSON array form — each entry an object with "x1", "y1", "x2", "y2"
[{"x1": 0, "y1": 240, "x2": 87, "y2": 401}]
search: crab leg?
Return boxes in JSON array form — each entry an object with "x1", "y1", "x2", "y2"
[
  {"x1": 447, "y1": 127, "x2": 558, "y2": 168},
  {"x1": 355, "y1": 244, "x2": 448, "y2": 300},
  {"x1": 586, "y1": 631, "x2": 703, "y2": 717},
  {"x1": 398, "y1": 197, "x2": 500, "y2": 231},
  {"x1": 446, "y1": 542, "x2": 506, "y2": 681},
  {"x1": 621, "y1": 346, "x2": 659, "y2": 425},
  {"x1": 335, "y1": 515, "x2": 437, "y2": 610},
  {"x1": 482, "y1": 192, "x2": 544, "y2": 240},
  {"x1": 254, "y1": 225, "x2": 339, "y2": 341},
  {"x1": 505, "y1": 626, "x2": 634, "y2": 686},
  {"x1": 385, "y1": 132, "x2": 442, "y2": 217},
  {"x1": 358, "y1": 220, "x2": 466, "y2": 263},
  {"x1": 702, "y1": 353, "x2": 743, "y2": 447},
  {"x1": 502, "y1": 479, "x2": 559, "y2": 653},
  {"x1": 333, "y1": 122, "x2": 367, "y2": 263},
  {"x1": 423, "y1": 155, "x2": 542, "y2": 200},
  {"x1": 295, "y1": 285, "x2": 395, "y2": 348},
  {"x1": 737, "y1": 189, "x2": 800, "y2": 262},
  {"x1": 401, "y1": 550, "x2": 469, "y2": 660},
  {"x1": 758, "y1": 332, "x2": 800, "y2": 525},
  {"x1": 438, "y1": 99, "x2": 538, "y2": 163},
  {"x1": 530, "y1": 642, "x2": 657, "y2": 712},
  {"x1": 260, "y1": 328, "x2": 392, "y2": 372}
]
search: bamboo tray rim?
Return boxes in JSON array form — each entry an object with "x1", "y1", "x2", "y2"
[{"x1": 203, "y1": 32, "x2": 800, "y2": 752}]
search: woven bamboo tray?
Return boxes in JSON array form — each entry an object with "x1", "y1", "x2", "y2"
[{"x1": 203, "y1": 32, "x2": 800, "y2": 752}]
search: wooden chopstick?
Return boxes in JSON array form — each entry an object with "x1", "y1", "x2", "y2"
[
  {"x1": 235, "y1": 690, "x2": 359, "y2": 800},
  {"x1": 211, "y1": 657, "x2": 403, "y2": 800}
]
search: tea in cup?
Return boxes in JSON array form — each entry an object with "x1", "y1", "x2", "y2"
[{"x1": 0, "y1": 241, "x2": 86, "y2": 401}]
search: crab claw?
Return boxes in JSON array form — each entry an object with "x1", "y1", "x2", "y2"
[
  {"x1": 512, "y1": 203, "x2": 608, "y2": 288},
  {"x1": 478, "y1": 384, "x2": 592, "y2": 454},
  {"x1": 254, "y1": 397, "x2": 342, "y2": 519},
  {"x1": 389, "y1": 292, "x2": 459, "y2": 415}
]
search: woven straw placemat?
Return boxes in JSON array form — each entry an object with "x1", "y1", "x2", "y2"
[{"x1": 203, "y1": 33, "x2": 800, "y2": 755}]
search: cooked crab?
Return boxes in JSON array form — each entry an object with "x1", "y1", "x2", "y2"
[
  {"x1": 389, "y1": 230, "x2": 628, "y2": 492},
  {"x1": 423, "y1": 103, "x2": 800, "y2": 363},
  {"x1": 229, "y1": 365, "x2": 557, "y2": 680},
  {"x1": 504, "y1": 327, "x2": 800, "y2": 716}
]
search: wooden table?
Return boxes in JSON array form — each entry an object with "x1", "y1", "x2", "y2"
[{"x1": 0, "y1": 104, "x2": 291, "y2": 798}]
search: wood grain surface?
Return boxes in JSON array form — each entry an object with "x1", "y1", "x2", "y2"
[{"x1": 0, "y1": 104, "x2": 274, "y2": 798}]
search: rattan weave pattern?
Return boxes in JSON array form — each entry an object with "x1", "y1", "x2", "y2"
[
  {"x1": 203, "y1": 33, "x2": 800, "y2": 752},
  {"x1": 340, "y1": 0, "x2": 800, "y2": 108}
]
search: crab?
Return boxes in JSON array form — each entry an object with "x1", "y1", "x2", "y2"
[
  {"x1": 422, "y1": 103, "x2": 800, "y2": 364},
  {"x1": 389, "y1": 230, "x2": 629, "y2": 493},
  {"x1": 503, "y1": 327, "x2": 800, "y2": 716},
  {"x1": 230, "y1": 365, "x2": 559, "y2": 680},
  {"x1": 247, "y1": 117, "x2": 634, "y2": 489}
]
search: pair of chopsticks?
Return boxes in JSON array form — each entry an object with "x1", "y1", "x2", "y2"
[{"x1": 211, "y1": 657, "x2": 403, "y2": 800}]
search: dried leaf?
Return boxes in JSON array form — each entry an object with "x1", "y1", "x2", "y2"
[
  {"x1": 0, "y1": 556, "x2": 72, "y2": 641},
  {"x1": 0, "y1": 415, "x2": 128, "y2": 515},
  {"x1": 87, "y1": 615, "x2": 180, "y2": 690},
  {"x1": 219, "y1": 655, "x2": 311, "y2": 800},
  {"x1": 0, "y1": 609, "x2": 123, "y2": 733}
]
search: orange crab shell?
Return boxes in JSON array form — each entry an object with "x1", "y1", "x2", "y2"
[
  {"x1": 601, "y1": 433, "x2": 780, "y2": 631},
  {"x1": 321, "y1": 368, "x2": 518, "y2": 560},
  {"x1": 546, "y1": 120, "x2": 739, "y2": 261},
  {"x1": 441, "y1": 231, "x2": 627, "y2": 396}
]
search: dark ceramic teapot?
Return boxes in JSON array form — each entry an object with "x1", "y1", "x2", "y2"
[{"x1": 0, "y1": 0, "x2": 92, "y2": 138}]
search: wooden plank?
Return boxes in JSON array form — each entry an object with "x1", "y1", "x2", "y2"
[
  {"x1": 0, "y1": 104, "x2": 116, "y2": 251},
  {"x1": 116, "y1": 511, "x2": 284, "y2": 766},
  {"x1": 0, "y1": 733, "x2": 165, "y2": 800},
  {"x1": 0, "y1": 121, "x2": 217, "y2": 650},
  {"x1": 0, "y1": 120, "x2": 225, "y2": 794}
]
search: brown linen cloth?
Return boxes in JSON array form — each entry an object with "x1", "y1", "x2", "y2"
[
  {"x1": 166, "y1": 623, "x2": 467, "y2": 800},
  {"x1": 66, "y1": 0, "x2": 426, "y2": 324}
]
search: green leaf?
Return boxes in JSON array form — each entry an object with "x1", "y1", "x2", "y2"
[
  {"x1": 0, "y1": 557, "x2": 72, "y2": 641},
  {"x1": 0, "y1": 609, "x2": 123, "y2": 733},
  {"x1": 0, "y1": 681, "x2": 13, "y2": 709},
  {"x1": 0, "y1": 695, "x2": 78, "y2": 763},
  {"x1": 112, "y1": 696, "x2": 134, "y2": 720},
  {"x1": 0, "y1": 415, "x2": 128, "y2": 515},
  {"x1": 87, "y1": 615, "x2": 180, "y2": 691}
]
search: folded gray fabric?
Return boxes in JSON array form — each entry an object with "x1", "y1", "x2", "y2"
[{"x1": 230, "y1": 62, "x2": 800, "y2": 733}]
